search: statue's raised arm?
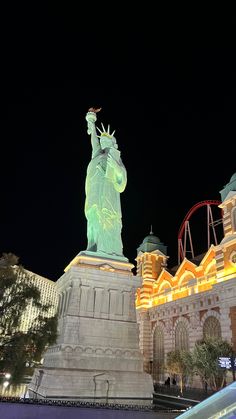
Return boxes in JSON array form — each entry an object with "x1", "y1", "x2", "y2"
[{"x1": 85, "y1": 107, "x2": 102, "y2": 158}]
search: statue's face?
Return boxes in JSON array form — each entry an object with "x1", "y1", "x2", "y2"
[{"x1": 100, "y1": 136, "x2": 114, "y2": 150}]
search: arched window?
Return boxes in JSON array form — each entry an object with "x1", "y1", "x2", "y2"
[
  {"x1": 158, "y1": 280, "x2": 171, "y2": 293},
  {"x1": 153, "y1": 326, "x2": 164, "y2": 383},
  {"x1": 179, "y1": 271, "x2": 195, "y2": 288},
  {"x1": 205, "y1": 260, "x2": 216, "y2": 275},
  {"x1": 175, "y1": 321, "x2": 189, "y2": 350},
  {"x1": 203, "y1": 316, "x2": 221, "y2": 339},
  {"x1": 205, "y1": 260, "x2": 217, "y2": 281}
]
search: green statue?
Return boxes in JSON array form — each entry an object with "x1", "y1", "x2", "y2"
[{"x1": 84, "y1": 108, "x2": 127, "y2": 259}]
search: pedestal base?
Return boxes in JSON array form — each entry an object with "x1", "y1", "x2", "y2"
[
  {"x1": 29, "y1": 368, "x2": 153, "y2": 405},
  {"x1": 29, "y1": 255, "x2": 153, "y2": 405}
]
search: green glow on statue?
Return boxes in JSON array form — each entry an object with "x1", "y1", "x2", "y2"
[{"x1": 84, "y1": 108, "x2": 127, "y2": 259}]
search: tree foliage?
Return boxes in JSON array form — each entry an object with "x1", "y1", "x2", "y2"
[
  {"x1": 0, "y1": 253, "x2": 58, "y2": 384},
  {"x1": 166, "y1": 349, "x2": 193, "y2": 395},
  {"x1": 192, "y1": 336, "x2": 234, "y2": 391},
  {"x1": 166, "y1": 338, "x2": 235, "y2": 393}
]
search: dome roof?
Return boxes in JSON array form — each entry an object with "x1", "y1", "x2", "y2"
[
  {"x1": 220, "y1": 171, "x2": 236, "y2": 201},
  {"x1": 137, "y1": 229, "x2": 167, "y2": 255},
  {"x1": 142, "y1": 232, "x2": 161, "y2": 244}
]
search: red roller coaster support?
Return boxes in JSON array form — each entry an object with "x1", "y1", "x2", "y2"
[{"x1": 178, "y1": 200, "x2": 222, "y2": 265}]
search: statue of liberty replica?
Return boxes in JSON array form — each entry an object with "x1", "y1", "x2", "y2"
[
  {"x1": 29, "y1": 108, "x2": 153, "y2": 405},
  {"x1": 84, "y1": 107, "x2": 127, "y2": 259}
]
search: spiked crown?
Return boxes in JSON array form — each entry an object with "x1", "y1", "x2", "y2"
[{"x1": 97, "y1": 123, "x2": 116, "y2": 139}]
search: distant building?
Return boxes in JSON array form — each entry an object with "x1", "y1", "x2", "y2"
[
  {"x1": 135, "y1": 172, "x2": 236, "y2": 386},
  {"x1": 19, "y1": 271, "x2": 58, "y2": 332},
  {"x1": 0, "y1": 271, "x2": 58, "y2": 398}
]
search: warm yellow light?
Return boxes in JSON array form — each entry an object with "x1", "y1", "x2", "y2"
[
  {"x1": 217, "y1": 270, "x2": 236, "y2": 282},
  {"x1": 135, "y1": 272, "x2": 225, "y2": 308},
  {"x1": 65, "y1": 255, "x2": 133, "y2": 272}
]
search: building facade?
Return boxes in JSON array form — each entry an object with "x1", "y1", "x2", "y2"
[
  {"x1": 135, "y1": 173, "x2": 236, "y2": 385},
  {"x1": 0, "y1": 271, "x2": 58, "y2": 397},
  {"x1": 19, "y1": 271, "x2": 58, "y2": 332}
]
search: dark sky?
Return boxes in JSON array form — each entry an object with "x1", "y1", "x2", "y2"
[{"x1": 1, "y1": 8, "x2": 236, "y2": 280}]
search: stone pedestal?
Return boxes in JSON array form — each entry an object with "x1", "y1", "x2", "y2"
[{"x1": 29, "y1": 254, "x2": 153, "y2": 404}]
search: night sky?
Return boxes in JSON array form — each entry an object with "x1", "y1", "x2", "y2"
[{"x1": 1, "y1": 9, "x2": 236, "y2": 280}]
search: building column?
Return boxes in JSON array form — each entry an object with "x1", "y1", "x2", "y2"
[{"x1": 138, "y1": 309, "x2": 152, "y2": 373}]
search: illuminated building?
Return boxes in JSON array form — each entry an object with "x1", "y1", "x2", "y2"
[
  {"x1": 135, "y1": 173, "x2": 236, "y2": 385},
  {"x1": 0, "y1": 271, "x2": 58, "y2": 397},
  {"x1": 19, "y1": 271, "x2": 58, "y2": 332}
]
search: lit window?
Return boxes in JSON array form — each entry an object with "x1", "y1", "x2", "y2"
[
  {"x1": 203, "y1": 316, "x2": 221, "y2": 338},
  {"x1": 175, "y1": 321, "x2": 189, "y2": 350}
]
